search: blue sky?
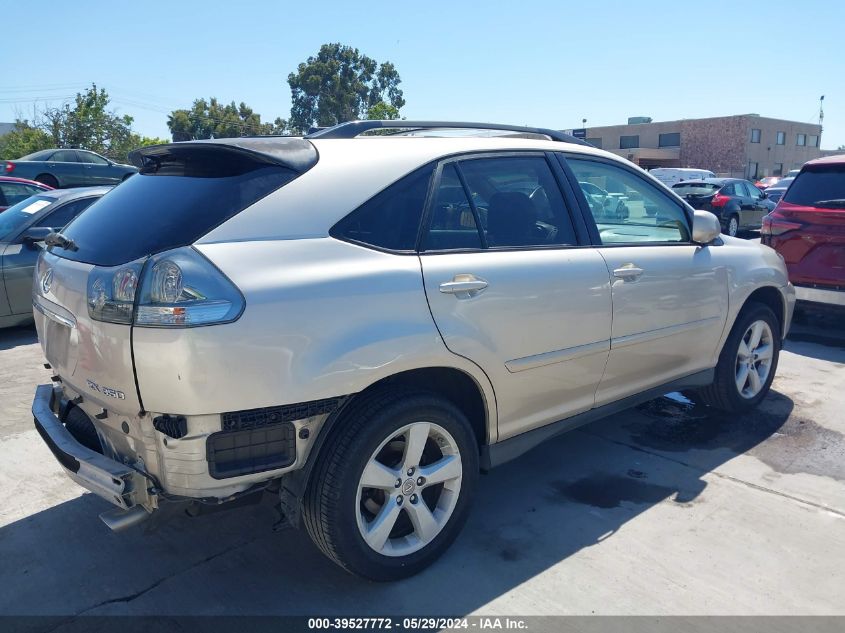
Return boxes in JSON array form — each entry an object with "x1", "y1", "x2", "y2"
[{"x1": 2, "y1": 0, "x2": 842, "y2": 148}]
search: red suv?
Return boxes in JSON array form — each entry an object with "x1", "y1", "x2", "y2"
[{"x1": 761, "y1": 154, "x2": 845, "y2": 307}]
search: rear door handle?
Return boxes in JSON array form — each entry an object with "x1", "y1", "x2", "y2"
[
  {"x1": 613, "y1": 264, "x2": 644, "y2": 281},
  {"x1": 439, "y1": 274, "x2": 488, "y2": 298}
]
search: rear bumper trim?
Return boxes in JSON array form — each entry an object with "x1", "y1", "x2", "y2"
[
  {"x1": 795, "y1": 285, "x2": 845, "y2": 306},
  {"x1": 32, "y1": 384, "x2": 151, "y2": 510}
]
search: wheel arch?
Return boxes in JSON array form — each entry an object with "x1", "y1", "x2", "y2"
[
  {"x1": 278, "y1": 365, "x2": 495, "y2": 528},
  {"x1": 35, "y1": 172, "x2": 60, "y2": 187},
  {"x1": 741, "y1": 285, "x2": 786, "y2": 336}
]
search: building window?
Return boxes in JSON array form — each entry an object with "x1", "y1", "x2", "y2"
[
  {"x1": 658, "y1": 132, "x2": 680, "y2": 147},
  {"x1": 586, "y1": 138, "x2": 603, "y2": 149},
  {"x1": 776, "y1": 131, "x2": 785, "y2": 145},
  {"x1": 809, "y1": 135, "x2": 819, "y2": 147},
  {"x1": 619, "y1": 135, "x2": 639, "y2": 149},
  {"x1": 797, "y1": 134, "x2": 806, "y2": 146},
  {"x1": 748, "y1": 161, "x2": 759, "y2": 179},
  {"x1": 750, "y1": 128, "x2": 761, "y2": 143},
  {"x1": 774, "y1": 163, "x2": 783, "y2": 176}
]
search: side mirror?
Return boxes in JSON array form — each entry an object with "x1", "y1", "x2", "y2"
[
  {"x1": 20, "y1": 226, "x2": 53, "y2": 245},
  {"x1": 761, "y1": 191, "x2": 768, "y2": 199},
  {"x1": 692, "y1": 210, "x2": 721, "y2": 244}
]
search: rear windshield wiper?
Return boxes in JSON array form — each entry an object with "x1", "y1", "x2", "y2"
[
  {"x1": 810, "y1": 199, "x2": 845, "y2": 208},
  {"x1": 45, "y1": 232, "x2": 78, "y2": 251}
]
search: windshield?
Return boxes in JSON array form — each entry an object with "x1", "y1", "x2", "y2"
[
  {"x1": 0, "y1": 196, "x2": 53, "y2": 241},
  {"x1": 783, "y1": 166, "x2": 845, "y2": 208},
  {"x1": 672, "y1": 183, "x2": 719, "y2": 195},
  {"x1": 17, "y1": 150, "x2": 55, "y2": 161}
]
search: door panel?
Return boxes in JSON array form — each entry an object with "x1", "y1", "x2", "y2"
[
  {"x1": 595, "y1": 246, "x2": 728, "y2": 405},
  {"x1": 422, "y1": 249, "x2": 612, "y2": 440},
  {"x1": 1, "y1": 241, "x2": 41, "y2": 314},
  {"x1": 562, "y1": 155, "x2": 729, "y2": 406}
]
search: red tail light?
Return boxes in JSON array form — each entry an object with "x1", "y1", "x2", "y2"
[
  {"x1": 711, "y1": 193, "x2": 730, "y2": 208},
  {"x1": 761, "y1": 213, "x2": 802, "y2": 236},
  {"x1": 3, "y1": 162, "x2": 14, "y2": 173}
]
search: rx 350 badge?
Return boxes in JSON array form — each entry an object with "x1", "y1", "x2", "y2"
[{"x1": 86, "y1": 379, "x2": 126, "y2": 400}]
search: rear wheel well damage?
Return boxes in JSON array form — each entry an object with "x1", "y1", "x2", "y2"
[{"x1": 276, "y1": 366, "x2": 490, "y2": 529}]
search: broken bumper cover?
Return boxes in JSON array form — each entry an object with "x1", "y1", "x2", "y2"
[{"x1": 32, "y1": 384, "x2": 152, "y2": 510}]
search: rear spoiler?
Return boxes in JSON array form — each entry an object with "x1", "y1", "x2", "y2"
[{"x1": 128, "y1": 137, "x2": 318, "y2": 174}]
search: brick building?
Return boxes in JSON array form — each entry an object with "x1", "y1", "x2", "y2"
[{"x1": 577, "y1": 114, "x2": 824, "y2": 179}]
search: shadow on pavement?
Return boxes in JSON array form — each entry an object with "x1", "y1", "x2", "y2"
[
  {"x1": 0, "y1": 325, "x2": 37, "y2": 352},
  {"x1": 0, "y1": 390, "x2": 794, "y2": 619}
]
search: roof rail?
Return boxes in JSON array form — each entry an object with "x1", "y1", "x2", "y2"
[{"x1": 304, "y1": 120, "x2": 591, "y2": 146}]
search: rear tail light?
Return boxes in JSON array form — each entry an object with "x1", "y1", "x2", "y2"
[
  {"x1": 761, "y1": 213, "x2": 802, "y2": 237},
  {"x1": 711, "y1": 193, "x2": 730, "y2": 208},
  {"x1": 3, "y1": 162, "x2": 14, "y2": 173},
  {"x1": 87, "y1": 247, "x2": 244, "y2": 327}
]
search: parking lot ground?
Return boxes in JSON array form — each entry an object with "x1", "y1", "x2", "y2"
[{"x1": 1, "y1": 311, "x2": 843, "y2": 619}]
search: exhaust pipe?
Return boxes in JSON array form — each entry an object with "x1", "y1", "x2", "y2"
[{"x1": 99, "y1": 505, "x2": 150, "y2": 532}]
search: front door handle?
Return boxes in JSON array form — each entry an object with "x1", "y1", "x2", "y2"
[
  {"x1": 439, "y1": 274, "x2": 488, "y2": 298},
  {"x1": 613, "y1": 264, "x2": 644, "y2": 281}
]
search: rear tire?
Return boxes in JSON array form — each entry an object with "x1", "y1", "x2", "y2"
[
  {"x1": 725, "y1": 215, "x2": 739, "y2": 237},
  {"x1": 697, "y1": 302, "x2": 781, "y2": 412},
  {"x1": 303, "y1": 388, "x2": 478, "y2": 581},
  {"x1": 35, "y1": 174, "x2": 59, "y2": 189}
]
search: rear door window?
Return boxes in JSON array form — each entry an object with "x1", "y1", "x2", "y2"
[
  {"x1": 423, "y1": 164, "x2": 483, "y2": 251},
  {"x1": 672, "y1": 183, "x2": 720, "y2": 196},
  {"x1": 456, "y1": 155, "x2": 577, "y2": 248},
  {"x1": 36, "y1": 197, "x2": 98, "y2": 230},
  {"x1": 50, "y1": 150, "x2": 79, "y2": 162},
  {"x1": 783, "y1": 165, "x2": 845, "y2": 208}
]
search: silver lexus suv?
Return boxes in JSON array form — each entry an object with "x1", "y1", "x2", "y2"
[{"x1": 31, "y1": 121, "x2": 795, "y2": 580}]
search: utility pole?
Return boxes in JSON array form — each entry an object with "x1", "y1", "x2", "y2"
[{"x1": 819, "y1": 95, "x2": 824, "y2": 145}]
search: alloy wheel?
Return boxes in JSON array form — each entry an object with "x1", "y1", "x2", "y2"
[
  {"x1": 735, "y1": 319, "x2": 774, "y2": 399},
  {"x1": 356, "y1": 421, "x2": 463, "y2": 557}
]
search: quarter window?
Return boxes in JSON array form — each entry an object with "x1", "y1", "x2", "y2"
[
  {"x1": 424, "y1": 164, "x2": 482, "y2": 251},
  {"x1": 332, "y1": 164, "x2": 434, "y2": 251},
  {"x1": 566, "y1": 157, "x2": 690, "y2": 244},
  {"x1": 35, "y1": 198, "x2": 97, "y2": 229},
  {"x1": 750, "y1": 129, "x2": 761, "y2": 143}
]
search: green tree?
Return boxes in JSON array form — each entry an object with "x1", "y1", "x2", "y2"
[
  {"x1": 366, "y1": 101, "x2": 401, "y2": 120},
  {"x1": 41, "y1": 84, "x2": 135, "y2": 159},
  {"x1": 287, "y1": 43, "x2": 405, "y2": 133},
  {"x1": 0, "y1": 121, "x2": 53, "y2": 159},
  {"x1": 167, "y1": 98, "x2": 285, "y2": 141}
]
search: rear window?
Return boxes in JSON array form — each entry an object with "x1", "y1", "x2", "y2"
[
  {"x1": 672, "y1": 183, "x2": 720, "y2": 196},
  {"x1": 55, "y1": 148, "x2": 300, "y2": 266},
  {"x1": 18, "y1": 150, "x2": 55, "y2": 161},
  {"x1": 783, "y1": 165, "x2": 845, "y2": 209}
]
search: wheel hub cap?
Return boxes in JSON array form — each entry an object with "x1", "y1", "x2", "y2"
[{"x1": 735, "y1": 319, "x2": 774, "y2": 399}]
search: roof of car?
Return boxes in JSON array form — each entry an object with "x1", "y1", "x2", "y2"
[
  {"x1": 35, "y1": 186, "x2": 113, "y2": 201},
  {"x1": 672, "y1": 178, "x2": 737, "y2": 186},
  {"x1": 197, "y1": 136, "x2": 614, "y2": 245},
  {"x1": 805, "y1": 153, "x2": 845, "y2": 166}
]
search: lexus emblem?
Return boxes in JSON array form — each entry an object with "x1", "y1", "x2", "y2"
[
  {"x1": 402, "y1": 479, "x2": 416, "y2": 495},
  {"x1": 40, "y1": 268, "x2": 54, "y2": 295}
]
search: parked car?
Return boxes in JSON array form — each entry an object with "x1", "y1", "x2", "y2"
[
  {"x1": 650, "y1": 167, "x2": 715, "y2": 188},
  {"x1": 763, "y1": 177, "x2": 795, "y2": 205},
  {"x1": 1, "y1": 149, "x2": 137, "y2": 188},
  {"x1": 785, "y1": 168, "x2": 802, "y2": 178},
  {"x1": 578, "y1": 180, "x2": 629, "y2": 219},
  {"x1": 754, "y1": 176, "x2": 781, "y2": 190},
  {"x1": 0, "y1": 176, "x2": 53, "y2": 211},
  {"x1": 31, "y1": 122, "x2": 794, "y2": 581},
  {"x1": 0, "y1": 187, "x2": 110, "y2": 328},
  {"x1": 672, "y1": 178, "x2": 770, "y2": 236},
  {"x1": 762, "y1": 154, "x2": 845, "y2": 307}
]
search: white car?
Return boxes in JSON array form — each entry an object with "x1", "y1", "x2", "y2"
[
  {"x1": 31, "y1": 121, "x2": 795, "y2": 580},
  {"x1": 650, "y1": 167, "x2": 716, "y2": 188}
]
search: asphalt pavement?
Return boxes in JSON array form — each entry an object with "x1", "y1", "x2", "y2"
[{"x1": 0, "y1": 311, "x2": 843, "y2": 619}]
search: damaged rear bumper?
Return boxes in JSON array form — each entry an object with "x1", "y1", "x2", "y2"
[{"x1": 32, "y1": 383, "x2": 155, "y2": 513}]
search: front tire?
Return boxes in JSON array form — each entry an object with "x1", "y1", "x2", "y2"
[
  {"x1": 303, "y1": 389, "x2": 478, "y2": 581},
  {"x1": 697, "y1": 302, "x2": 781, "y2": 412}
]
